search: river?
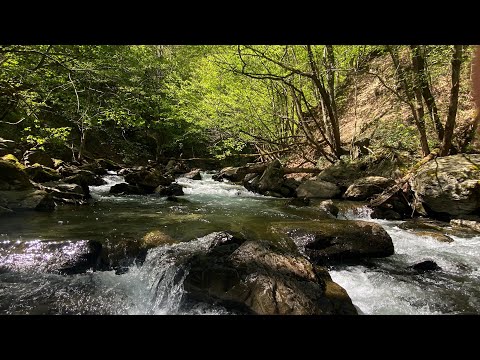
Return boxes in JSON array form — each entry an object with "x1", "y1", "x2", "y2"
[{"x1": 0, "y1": 172, "x2": 479, "y2": 314}]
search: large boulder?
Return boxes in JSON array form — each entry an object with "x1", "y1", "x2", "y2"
[
  {"x1": 96, "y1": 158, "x2": 121, "y2": 171},
  {"x1": 0, "y1": 239, "x2": 103, "y2": 274},
  {"x1": 343, "y1": 176, "x2": 395, "y2": 201},
  {"x1": 183, "y1": 233, "x2": 357, "y2": 315},
  {"x1": 78, "y1": 162, "x2": 108, "y2": 175},
  {"x1": 410, "y1": 154, "x2": 480, "y2": 217},
  {"x1": 24, "y1": 164, "x2": 62, "y2": 183},
  {"x1": 63, "y1": 170, "x2": 106, "y2": 187},
  {"x1": 40, "y1": 181, "x2": 89, "y2": 204},
  {"x1": 273, "y1": 220, "x2": 394, "y2": 264},
  {"x1": 296, "y1": 179, "x2": 340, "y2": 199},
  {"x1": 0, "y1": 159, "x2": 32, "y2": 191},
  {"x1": 23, "y1": 149, "x2": 54, "y2": 168},
  {"x1": 125, "y1": 169, "x2": 173, "y2": 192},
  {"x1": 0, "y1": 189, "x2": 55, "y2": 211}
]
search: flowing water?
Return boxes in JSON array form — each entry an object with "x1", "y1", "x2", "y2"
[{"x1": 0, "y1": 171, "x2": 479, "y2": 314}]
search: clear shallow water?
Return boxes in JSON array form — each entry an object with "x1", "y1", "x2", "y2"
[{"x1": 0, "y1": 172, "x2": 479, "y2": 314}]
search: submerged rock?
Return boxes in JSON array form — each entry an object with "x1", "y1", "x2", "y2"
[
  {"x1": 184, "y1": 234, "x2": 357, "y2": 315},
  {"x1": 411, "y1": 260, "x2": 441, "y2": 272},
  {"x1": 109, "y1": 183, "x2": 146, "y2": 195},
  {"x1": 273, "y1": 220, "x2": 394, "y2": 265},
  {"x1": 286, "y1": 197, "x2": 310, "y2": 207},
  {"x1": 411, "y1": 231, "x2": 454, "y2": 243},
  {"x1": 319, "y1": 200, "x2": 339, "y2": 218}
]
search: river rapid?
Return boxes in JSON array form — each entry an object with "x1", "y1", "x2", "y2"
[{"x1": 0, "y1": 172, "x2": 479, "y2": 314}]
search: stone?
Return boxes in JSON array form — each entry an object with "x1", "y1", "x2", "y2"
[
  {"x1": 410, "y1": 154, "x2": 480, "y2": 217},
  {"x1": 0, "y1": 189, "x2": 55, "y2": 211},
  {"x1": 183, "y1": 169, "x2": 202, "y2": 180},
  {"x1": 343, "y1": 176, "x2": 395, "y2": 201},
  {"x1": 24, "y1": 164, "x2": 62, "y2": 183},
  {"x1": 273, "y1": 220, "x2": 394, "y2": 264},
  {"x1": 96, "y1": 158, "x2": 121, "y2": 171},
  {"x1": 450, "y1": 218, "x2": 480, "y2": 233},
  {"x1": 63, "y1": 170, "x2": 106, "y2": 187},
  {"x1": 411, "y1": 260, "x2": 441, "y2": 272},
  {"x1": 125, "y1": 169, "x2": 174, "y2": 192},
  {"x1": 257, "y1": 160, "x2": 284, "y2": 194},
  {"x1": 296, "y1": 179, "x2": 340, "y2": 199},
  {"x1": 412, "y1": 231, "x2": 454, "y2": 243},
  {"x1": 142, "y1": 230, "x2": 177, "y2": 247},
  {"x1": 154, "y1": 183, "x2": 184, "y2": 196},
  {"x1": 0, "y1": 159, "x2": 32, "y2": 191},
  {"x1": 23, "y1": 149, "x2": 54, "y2": 168},
  {"x1": 183, "y1": 236, "x2": 357, "y2": 315},
  {"x1": 286, "y1": 197, "x2": 311, "y2": 207},
  {"x1": 319, "y1": 200, "x2": 339, "y2": 218},
  {"x1": 109, "y1": 183, "x2": 146, "y2": 195}
]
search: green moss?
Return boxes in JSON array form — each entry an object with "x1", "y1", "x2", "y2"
[{"x1": 1, "y1": 154, "x2": 25, "y2": 170}]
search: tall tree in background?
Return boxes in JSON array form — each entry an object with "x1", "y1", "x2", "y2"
[{"x1": 440, "y1": 45, "x2": 463, "y2": 156}]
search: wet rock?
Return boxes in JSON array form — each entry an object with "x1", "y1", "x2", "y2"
[
  {"x1": 410, "y1": 154, "x2": 480, "y2": 217},
  {"x1": 0, "y1": 159, "x2": 32, "y2": 191},
  {"x1": 183, "y1": 169, "x2": 202, "y2": 180},
  {"x1": 184, "y1": 237, "x2": 357, "y2": 315},
  {"x1": 40, "y1": 181, "x2": 89, "y2": 204},
  {"x1": 142, "y1": 230, "x2": 177, "y2": 247},
  {"x1": 0, "y1": 239, "x2": 103, "y2": 274},
  {"x1": 0, "y1": 189, "x2": 55, "y2": 211},
  {"x1": 0, "y1": 206, "x2": 13, "y2": 215},
  {"x1": 343, "y1": 176, "x2": 395, "y2": 201},
  {"x1": 257, "y1": 160, "x2": 284, "y2": 193},
  {"x1": 166, "y1": 195, "x2": 190, "y2": 203},
  {"x1": 450, "y1": 218, "x2": 480, "y2": 233},
  {"x1": 63, "y1": 170, "x2": 106, "y2": 187},
  {"x1": 286, "y1": 197, "x2": 310, "y2": 207},
  {"x1": 411, "y1": 231, "x2": 454, "y2": 243},
  {"x1": 96, "y1": 158, "x2": 121, "y2": 171},
  {"x1": 243, "y1": 173, "x2": 260, "y2": 192},
  {"x1": 24, "y1": 164, "x2": 62, "y2": 183},
  {"x1": 166, "y1": 160, "x2": 189, "y2": 175},
  {"x1": 23, "y1": 149, "x2": 54, "y2": 168},
  {"x1": 79, "y1": 162, "x2": 108, "y2": 175},
  {"x1": 296, "y1": 179, "x2": 340, "y2": 199},
  {"x1": 319, "y1": 200, "x2": 339, "y2": 218},
  {"x1": 125, "y1": 169, "x2": 174, "y2": 192},
  {"x1": 411, "y1": 260, "x2": 441, "y2": 272},
  {"x1": 109, "y1": 183, "x2": 146, "y2": 195},
  {"x1": 154, "y1": 183, "x2": 184, "y2": 196},
  {"x1": 371, "y1": 208, "x2": 402, "y2": 220},
  {"x1": 273, "y1": 220, "x2": 394, "y2": 265}
]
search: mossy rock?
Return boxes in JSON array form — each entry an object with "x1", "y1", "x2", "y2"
[
  {"x1": 142, "y1": 230, "x2": 177, "y2": 247},
  {"x1": 25, "y1": 164, "x2": 62, "y2": 183},
  {"x1": 0, "y1": 159, "x2": 33, "y2": 191},
  {"x1": 1, "y1": 154, "x2": 25, "y2": 170}
]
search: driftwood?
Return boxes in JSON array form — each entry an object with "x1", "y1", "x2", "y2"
[{"x1": 370, "y1": 151, "x2": 437, "y2": 207}]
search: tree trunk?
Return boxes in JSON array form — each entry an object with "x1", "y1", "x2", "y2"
[
  {"x1": 306, "y1": 45, "x2": 342, "y2": 158},
  {"x1": 78, "y1": 130, "x2": 87, "y2": 162},
  {"x1": 440, "y1": 45, "x2": 463, "y2": 156},
  {"x1": 413, "y1": 84, "x2": 431, "y2": 156},
  {"x1": 463, "y1": 45, "x2": 480, "y2": 150},
  {"x1": 410, "y1": 45, "x2": 445, "y2": 141}
]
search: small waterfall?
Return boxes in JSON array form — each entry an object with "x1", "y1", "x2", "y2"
[{"x1": 89, "y1": 172, "x2": 126, "y2": 199}]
